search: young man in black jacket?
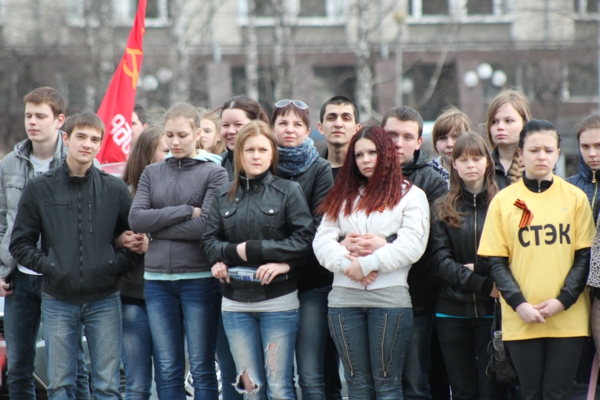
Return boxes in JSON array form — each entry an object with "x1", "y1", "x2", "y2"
[
  {"x1": 10, "y1": 111, "x2": 143, "y2": 399},
  {"x1": 382, "y1": 106, "x2": 449, "y2": 400}
]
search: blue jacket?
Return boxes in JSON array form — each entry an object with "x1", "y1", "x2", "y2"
[{"x1": 567, "y1": 152, "x2": 600, "y2": 220}]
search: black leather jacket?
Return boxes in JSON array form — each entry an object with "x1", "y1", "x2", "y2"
[
  {"x1": 430, "y1": 185, "x2": 495, "y2": 317},
  {"x1": 221, "y1": 149, "x2": 235, "y2": 181},
  {"x1": 277, "y1": 157, "x2": 334, "y2": 292},
  {"x1": 10, "y1": 163, "x2": 142, "y2": 304},
  {"x1": 488, "y1": 177, "x2": 591, "y2": 311},
  {"x1": 203, "y1": 170, "x2": 315, "y2": 302},
  {"x1": 402, "y1": 149, "x2": 448, "y2": 315}
]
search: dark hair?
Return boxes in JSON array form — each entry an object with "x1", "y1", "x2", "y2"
[
  {"x1": 23, "y1": 86, "x2": 66, "y2": 118},
  {"x1": 518, "y1": 119, "x2": 561, "y2": 150},
  {"x1": 577, "y1": 114, "x2": 600, "y2": 141},
  {"x1": 318, "y1": 126, "x2": 410, "y2": 220},
  {"x1": 435, "y1": 132, "x2": 498, "y2": 229},
  {"x1": 228, "y1": 121, "x2": 279, "y2": 200},
  {"x1": 63, "y1": 111, "x2": 105, "y2": 138},
  {"x1": 123, "y1": 125, "x2": 164, "y2": 197},
  {"x1": 133, "y1": 104, "x2": 147, "y2": 125},
  {"x1": 432, "y1": 107, "x2": 473, "y2": 148},
  {"x1": 270, "y1": 102, "x2": 310, "y2": 129},
  {"x1": 319, "y1": 96, "x2": 359, "y2": 124},
  {"x1": 221, "y1": 95, "x2": 269, "y2": 124},
  {"x1": 381, "y1": 106, "x2": 424, "y2": 138}
]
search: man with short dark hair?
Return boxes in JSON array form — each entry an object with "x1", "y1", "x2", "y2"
[
  {"x1": 318, "y1": 96, "x2": 362, "y2": 181},
  {"x1": 131, "y1": 103, "x2": 149, "y2": 145},
  {"x1": 382, "y1": 106, "x2": 448, "y2": 400},
  {"x1": 10, "y1": 111, "x2": 143, "y2": 399},
  {"x1": 0, "y1": 87, "x2": 91, "y2": 399}
]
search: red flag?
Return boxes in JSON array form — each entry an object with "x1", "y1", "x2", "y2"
[{"x1": 96, "y1": 0, "x2": 147, "y2": 163}]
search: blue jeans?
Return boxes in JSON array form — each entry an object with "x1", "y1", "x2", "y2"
[
  {"x1": 5, "y1": 270, "x2": 89, "y2": 400},
  {"x1": 328, "y1": 307, "x2": 413, "y2": 400},
  {"x1": 42, "y1": 291, "x2": 122, "y2": 400},
  {"x1": 121, "y1": 302, "x2": 160, "y2": 400},
  {"x1": 222, "y1": 309, "x2": 299, "y2": 400},
  {"x1": 402, "y1": 313, "x2": 433, "y2": 400},
  {"x1": 296, "y1": 287, "x2": 330, "y2": 400},
  {"x1": 145, "y1": 278, "x2": 220, "y2": 400},
  {"x1": 216, "y1": 310, "x2": 242, "y2": 400}
]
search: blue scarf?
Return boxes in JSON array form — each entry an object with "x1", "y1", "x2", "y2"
[{"x1": 277, "y1": 137, "x2": 319, "y2": 178}]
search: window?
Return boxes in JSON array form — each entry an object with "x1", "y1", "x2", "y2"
[
  {"x1": 565, "y1": 63, "x2": 598, "y2": 99},
  {"x1": 239, "y1": 0, "x2": 347, "y2": 25},
  {"x1": 67, "y1": 0, "x2": 169, "y2": 27},
  {"x1": 410, "y1": 0, "x2": 511, "y2": 18},
  {"x1": 299, "y1": 0, "x2": 327, "y2": 17},
  {"x1": 467, "y1": 0, "x2": 493, "y2": 15},
  {"x1": 575, "y1": 0, "x2": 600, "y2": 14},
  {"x1": 114, "y1": 0, "x2": 169, "y2": 27}
]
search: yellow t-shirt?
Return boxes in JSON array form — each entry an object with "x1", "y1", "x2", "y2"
[{"x1": 478, "y1": 176, "x2": 595, "y2": 340}]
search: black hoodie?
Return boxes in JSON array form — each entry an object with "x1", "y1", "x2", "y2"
[{"x1": 401, "y1": 150, "x2": 448, "y2": 316}]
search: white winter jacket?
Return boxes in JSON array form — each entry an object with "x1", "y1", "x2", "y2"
[{"x1": 313, "y1": 183, "x2": 430, "y2": 291}]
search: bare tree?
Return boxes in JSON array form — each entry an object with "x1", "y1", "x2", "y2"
[
  {"x1": 355, "y1": 0, "x2": 373, "y2": 121},
  {"x1": 81, "y1": 0, "x2": 114, "y2": 109},
  {"x1": 246, "y1": 0, "x2": 259, "y2": 100}
]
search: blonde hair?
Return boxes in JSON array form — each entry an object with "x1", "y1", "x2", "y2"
[
  {"x1": 163, "y1": 102, "x2": 201, "y2": 131},
  {"x1": 432, "y1": 107, "x2": 473, "y2": 153},
  {"x1": 200, "y1": 109, "x2": 225, "y2": 154},
  {"x1": 228, "y1": 121, "x2": 278, "y2": 200}
]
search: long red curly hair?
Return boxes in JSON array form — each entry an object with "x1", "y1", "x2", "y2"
[{"x1": 318, "y1": 126, "x2": 410, "y2": 221}]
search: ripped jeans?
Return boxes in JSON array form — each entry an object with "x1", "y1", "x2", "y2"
[
  {"x1": 328, "y1": 307, "x2": 413, "y2": 400},
  {"x1": 222, "y1": 310, "x2": 299, "y2": 400}
]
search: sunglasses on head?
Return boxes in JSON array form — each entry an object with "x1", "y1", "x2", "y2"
[{"x1": 275, "y1": 99, "x2": 309, "y2": 110}]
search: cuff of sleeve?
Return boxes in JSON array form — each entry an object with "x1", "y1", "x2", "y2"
[
  {"x1": 556, "y1": 292, "x2": 576, "y2": 310},
  {"x1": 473, "y1": 260, "x2": 488, "y2": 276},
  {"x1": 245, "y1": 240, "x2": 264, "y2": 263},
  {"x1": 505, "y1": 292, "x2": 527, "y2": 311},
  {"x1": 340, "y1": 257, "x2": 351, "y2": 272},
  {"x1": 186, "y1": 205, "x2": 195, "y2": 220},
  {"x1": 358, "y1": 255, "x2": 379, "y2": 276},
  {"x1": 465, "y1": 273, "x2": 492, "y2": 295},
  {"x1": 225, "y1": 244, "x2": 245, "y2": 265}
]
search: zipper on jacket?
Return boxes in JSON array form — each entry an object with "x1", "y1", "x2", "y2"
[
  {"x1": 473, "y1": 193, "x2": 479, "y2": 318},
  {"x1": 88, "y1": 201, "x2": 92, "y2": 233},
  {"x1": 593, "y1": 171, "x2": 598, "y2": 209},
  {"x1": 537, "y1": 180, "x2": 541, "y2": 193}
]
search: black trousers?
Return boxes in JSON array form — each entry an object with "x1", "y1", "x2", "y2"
[
  {"x1": 436, "y1": 317, "x2": 507, "y2": 400},
  {"x1": 505, "y1": 337, "x2": 586, "y2": 400}
]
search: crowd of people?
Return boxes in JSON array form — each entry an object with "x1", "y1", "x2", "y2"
[{"x1": 0, "y1": 85, "x2": 599, "y2": 400}]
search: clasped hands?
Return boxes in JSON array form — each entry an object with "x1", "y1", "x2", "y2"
[
  {"x1": 340, "y1": 232, "x2": 387, "y2": 286},
  {"x1": 515, "y1": 299, "x2": 565, "y2": 324}
]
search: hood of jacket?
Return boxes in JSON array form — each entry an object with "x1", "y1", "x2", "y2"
[
  {"x1": 165, "y1": 149, "x2": 222, "y2": 165},
  {"x1": 401, "y1": 149, "x2": 429, "y2": 175}
]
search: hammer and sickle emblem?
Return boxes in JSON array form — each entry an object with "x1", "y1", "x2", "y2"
[{"x1": 123, "y1": 48, "x2": 144, "y2": 90}]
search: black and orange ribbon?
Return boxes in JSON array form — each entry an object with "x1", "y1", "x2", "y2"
[{"x1": 514, "y1": 199, "x2": 534, "y2": 228}]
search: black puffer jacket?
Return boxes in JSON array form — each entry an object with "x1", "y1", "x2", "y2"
[
  {"x1": 430, "y1": 185, "x2": 495, "y2": 318},
  {"x1": 401, "y1": 149, "x2": 448, "y2": 316},
  {"x1": 203, "y1": 170, "x2": 315, "y2": 302},
  {"x1": 10, "y1": 163, "x2": 142, "y2": 304},
  {"x1": 277, "y1": 157, "x2": 334, "y2": 292}
]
